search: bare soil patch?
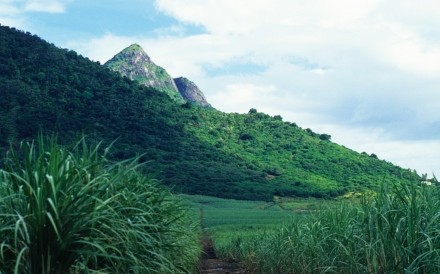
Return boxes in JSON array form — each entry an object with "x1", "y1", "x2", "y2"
[{"x1": 199, "y1": 235, "x2": 246, "y2": 274}]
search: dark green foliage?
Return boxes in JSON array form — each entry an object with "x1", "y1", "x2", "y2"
[
  {"x1": 239, "y1": 133, "x2": 254, "y2": 141},
  {"x1": 273, "y1": 115, "x2": 282, "y2": 121},
  {"x1": 0, "y1": 136, "x2": 200, "y2": 273},
  {"x1": 0, "y1": 25, "x2": 419, "y2": 201},
  {"x1": 319, "y1": 133, "x2": 331, "y2": 141},
  {"x1": 248, "y1": 108, "x2": 257, "y2": 114}
]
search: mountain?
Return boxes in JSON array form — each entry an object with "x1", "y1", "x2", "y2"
[
  {"x1": 105, "y1": 44, "x2": 212, "y2": 107},
  {"x1": 174, "y1": 77, "x2": 211, "y2": 108},
  {"x1": 104, "y1": 44, "x2": 184, "y2": 102},
  {"x1": 0, "y1": 25, "x2": 419, "y2": 201}
]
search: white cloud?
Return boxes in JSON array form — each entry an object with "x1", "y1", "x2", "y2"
[
  {"x1": 0, "y1": 0, "x2": 70, "y2": 29},
  {"x1": 0, "y1": 0, "x2": 70, "y2": 14},
  {"x1": 0, "y1": 0, "x2": 20, "y2": 14},
  {"x1": 208, "y1": 83, "x2": 276, "y2": 113},
  {"x1": 24, "y1": 0, "x2": 68, "y2": 13},
  {"x1": 0, "y1": 0, "x2": 25, "y2": 28},
  {"x1": 0, "y1": 16, "x2": 26, "y2": 29},
  {"x1": 65, "y1": 33, "x2": 139, "y2": 64},
  {"x1": 155, "y1": 0, "x2": 380, "y2": 34}
]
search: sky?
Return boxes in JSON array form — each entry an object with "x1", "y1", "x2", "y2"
[{"x1": 2, "y1": 0, "x2": 440, "y2": 176}]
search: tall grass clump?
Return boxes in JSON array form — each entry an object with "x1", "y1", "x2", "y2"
[
  {"x1": 216, "y1": 182, "x2": 440, "y2": 273},
  {"x1": 0, "y1": 136, "x2": 200, "y2": 273}
]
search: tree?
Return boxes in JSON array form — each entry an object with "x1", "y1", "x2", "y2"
[
  {"x1": 274, "y1": 115, "x2": 283, "y2": 121},
  {"x1": 319, "y1": 134, "x2": 331, "y2": 141}
]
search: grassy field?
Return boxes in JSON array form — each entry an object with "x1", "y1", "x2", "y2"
[
  {"x1": 183, "y1": 183, "x2": 440, "y2": 274},
  {"x1": 184, "y1": 183, "x2": 440, "y2": 274},
  {"x1": 181, "y1": 194, "x2": 332, "y2": 230},
  {"x1": 181, "y1": 194, "x2": 338, "y2": 267}
]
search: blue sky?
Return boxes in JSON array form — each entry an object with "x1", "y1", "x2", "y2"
[{"x1": 2, "y1": 0, "x2": 440, "y2": 176}]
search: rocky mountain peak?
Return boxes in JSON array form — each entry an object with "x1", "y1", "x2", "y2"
[
  {"x1": 105, "y1": 44, "x2": 212, "y2": 107},
  {"x1": 108, "y1": 44, "x2": 151, "y2": 64},
  {"x1": 104, "y1": 44, "x2": 183, "y2": 102},
  {"x1": 174, "y1": 77, "x2": 211, "y2": 108}
]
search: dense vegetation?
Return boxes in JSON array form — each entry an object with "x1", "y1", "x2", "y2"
[
  {"x1": 0, "y1": 136, "x2": 200, "y2": 273},
  {"x1": 215, "y1": 182, "x2": 440, "y2": 273},
  {"x1": 184, "y1": 108, "x2": 419, "y2": 198},
  {"x1": 0, "y1": 25, "x2": 418, "y2": 200}
]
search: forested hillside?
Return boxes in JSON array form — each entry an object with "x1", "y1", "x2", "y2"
[{"x1": 0, "y1": 25, "x2": 418, "y2": 200}]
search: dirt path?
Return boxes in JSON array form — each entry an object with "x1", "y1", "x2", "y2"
[{"x1": 199, "y1": 235, "x2": 246, "y2": 274}]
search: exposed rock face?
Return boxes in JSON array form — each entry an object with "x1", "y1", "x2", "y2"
[
  {"x1": 174, "y1": 77, "x2": 211, "y2": 108},
  {"x1": 104, "y1": 44, "x2": 183, "y2": 102},
  {"x1": 105, "y1": 43, "x2": 212, "y2": 107}
]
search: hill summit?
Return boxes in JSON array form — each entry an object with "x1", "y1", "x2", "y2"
[
  {"x1": 105, "y1": 44, "x2": 211, "y2": 107},
  {"x1": 174, "y1": 77, "x2": 211, "y2": 108},
  {"x1": 104, "y1": 44, "x2": 183, "y2": 101}
]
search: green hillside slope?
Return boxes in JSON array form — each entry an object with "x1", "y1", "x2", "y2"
[{"x1": 0, "y1": 25, "x2": 418, "y2": 200}]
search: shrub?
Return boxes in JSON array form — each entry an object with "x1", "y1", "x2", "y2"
[
  {"x1": 239, "y1": 133, "x2": 254, "y2": 141},
  {"x1": 0, "y1": 136, "x2": 200, "y2": 273}
]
